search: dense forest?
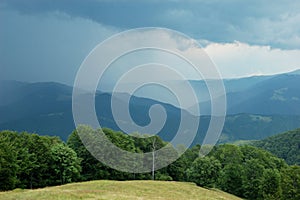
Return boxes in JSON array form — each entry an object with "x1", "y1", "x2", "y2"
[{"x1": 0, "y1": 127, "x2": 299, "y2": 200}]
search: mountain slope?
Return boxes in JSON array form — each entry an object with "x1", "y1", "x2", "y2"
[
  {"x1": 251, "y1": 128, "x2": 300, "y2": 165},
  {"x1": 227, "y1": 74, "x2": 300, "y2": 115},
  {"x1": 0, "y1": 81, "x2": 183, "y2": 142},
  {"x1": 0, "y1": 180, "x2": 242, "y2": 200},
  {"x1": 189, "y1": 72, "x2": 300, "y2": 115}
]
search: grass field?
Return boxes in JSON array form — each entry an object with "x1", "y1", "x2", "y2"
[{"x1": 0, "y1": 180, "x2": 242, "y2": 200}]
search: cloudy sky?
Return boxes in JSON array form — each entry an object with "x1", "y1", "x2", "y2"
[{"x1": 1, "y1": 0, "x2": 300, "y2": 85}]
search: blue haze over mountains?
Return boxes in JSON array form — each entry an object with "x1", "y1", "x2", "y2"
[{"x1": 1, "y1": 70, "x2": 300, "y2": 144}]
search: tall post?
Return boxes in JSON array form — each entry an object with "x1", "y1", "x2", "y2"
[{"x1": 152, "y1": 137, "x2": 156, "y2": 180}]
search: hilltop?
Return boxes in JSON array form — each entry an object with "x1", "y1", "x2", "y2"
[{"x1": 0, "y1": 180, "x2": 242, "y2": 200}]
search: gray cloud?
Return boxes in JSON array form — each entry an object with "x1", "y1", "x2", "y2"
[{"x1": 1, "y1": 0, "x2": 300, "y2": 49}]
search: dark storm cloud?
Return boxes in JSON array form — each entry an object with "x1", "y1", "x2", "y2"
[{"x1": 2, "y1": 0, "x2": 300, "y2": 49}]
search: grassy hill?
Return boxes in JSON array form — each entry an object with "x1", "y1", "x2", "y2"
[{"x1": 0, "y1": 180, "x2": 242, "y2": 200}]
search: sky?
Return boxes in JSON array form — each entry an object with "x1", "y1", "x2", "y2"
[{"x1": 1, "y1": 0, "x2": 300, "y2": 85}]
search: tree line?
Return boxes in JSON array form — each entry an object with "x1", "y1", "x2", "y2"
[
  {"x1": 0, "y1": 126, "x2": 299, "y2": 200},
  {"x1": 0, "y1": 130, "x2": 81, "y2": 190}
]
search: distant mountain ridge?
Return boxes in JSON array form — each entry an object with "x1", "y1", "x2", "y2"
[
  {"x1": 189, "y1": 70, "x2": 300, "y2": 115},
  {"x1": 1, "y1": 70, "x2": 300, "y2": 143},
  {"x1": 226, "y1": 74, "x2": 300, "y2": 115}
]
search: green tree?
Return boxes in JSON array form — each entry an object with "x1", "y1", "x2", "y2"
[
  {"x1": 0, "y1": 131, "x2": 18, "y2": 191},
  {"x1": 22, "y1": 134, "x2": 60, "y2": 188},
  {"x1": 218, "y1": 164, "x2": 244, "y2": 197},
  {"x1": 51, "y1": 143, "x2": 81, "y2": 185},
  {"x1": 167, "y1": 145, "x2": 200, "y2": 181},
  {"x1": 14, "y1": 132, "x2": 40, "y2": 189},
  {"x1": 67, "y1": 126, "x2": 138, "y2": 181},
  {"x1": 242, "y1": 159, "x2": 264, "y2": 199},
  {"x1": 187, "y1": 156, "x2": 221, "y2": 187},
  {"x1": 209, "y1": 144, "x2": 243, "y2": 166},
  {"x1": 280, "y1": 165, "x2": 300, "y2": 200},
  {"x1": 67, "y1": 129, "x2": 111, "y2": 181},
  {"x1": 261, "y1": 169, "x2": 282, "y2": 200}
]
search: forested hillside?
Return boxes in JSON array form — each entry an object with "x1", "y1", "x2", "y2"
[{"x1": 252, "y1": 128, "x2": 300, "y2": 165}]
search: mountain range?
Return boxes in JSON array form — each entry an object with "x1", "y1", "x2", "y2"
[{"x1": 1, "y1": 70, "x2": 300, "y2": 144}]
